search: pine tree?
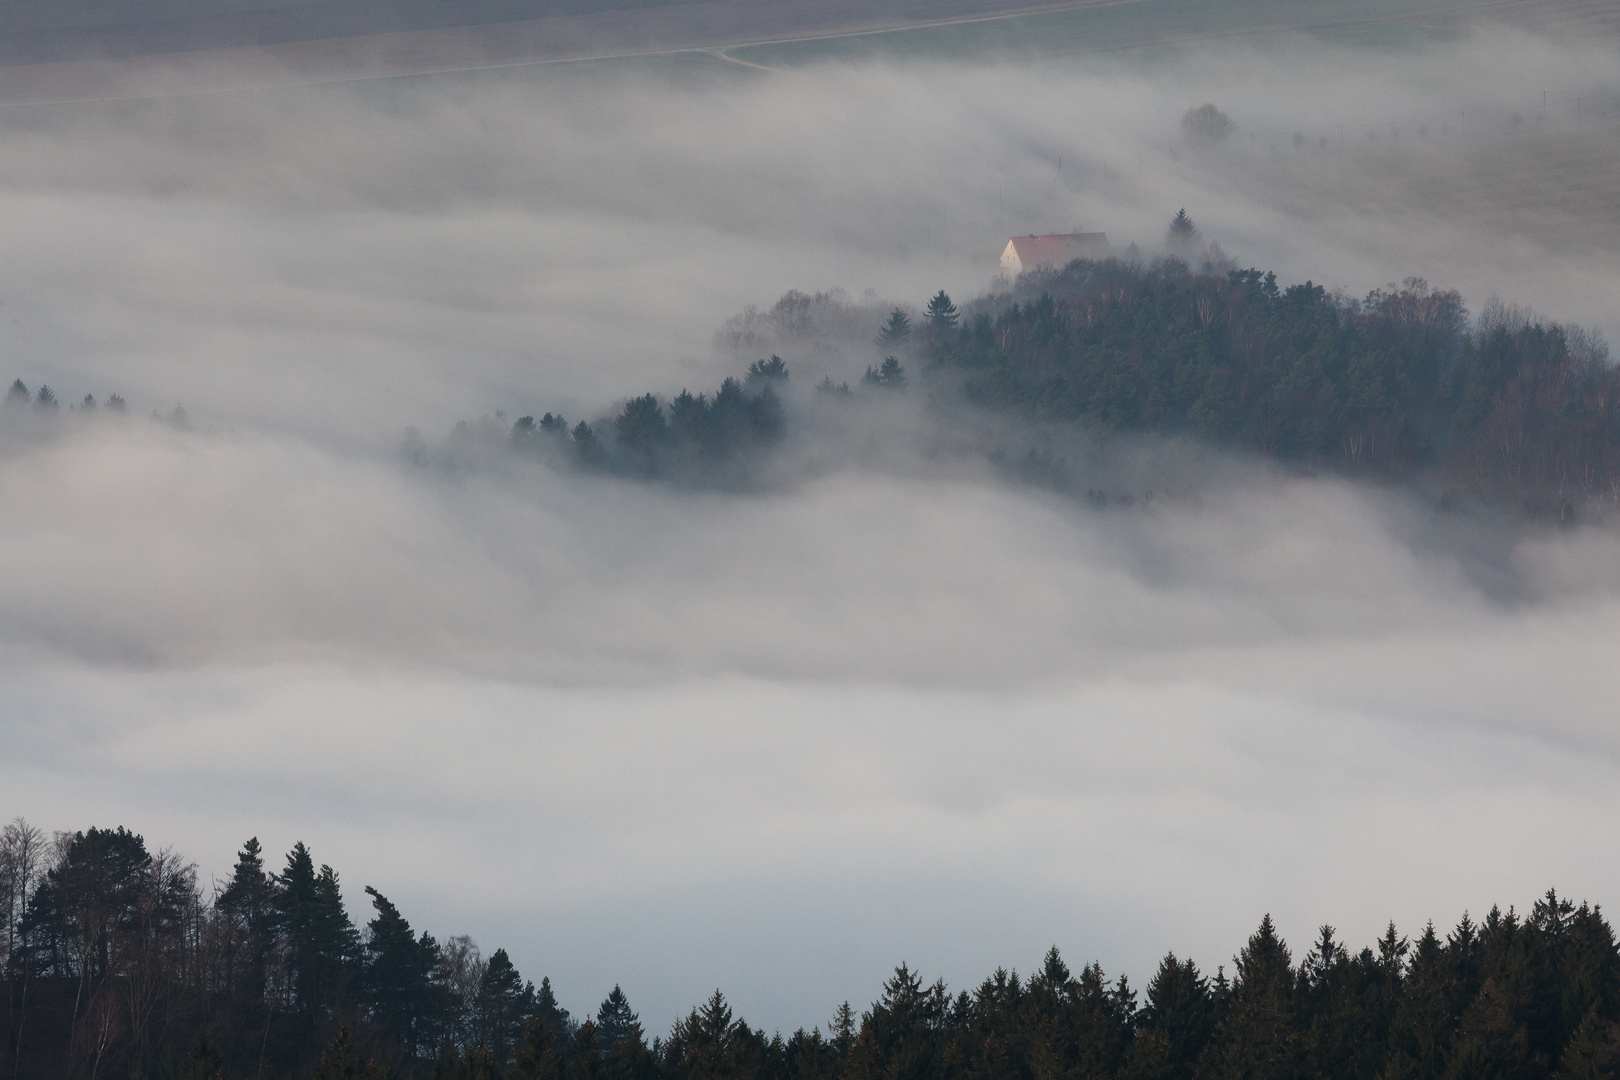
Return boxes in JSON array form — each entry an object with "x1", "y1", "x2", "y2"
[
  {"x1": 274, "y1": 844, "x2": 360, "y2": 1037},
  {"x1": 596, "y1": 986, "x2": 638, "y2": 1050},
  {"x1": 876, "y1": 309, "x2": 912, "y2": 348},
  {"x1": 830, "y1": 1001, "x2": 857, "y2": 1059},
  {"x1": 615, "y1": 394, "x2": 668, "y2": 460},
  {"x1": 1127, "y1": 952, "x2": 1213, "y2": 1080},
  {"x1": 573, "y1": 421, "x2": 603, "y2": 465},
  {"x1": 476, "y1": 948, "x2": 537, "y2": 1064},
  {"x1": 5, "y1": 379, "x2": 26, "y2": 406},
  {"x1": 218, "y1": 838, "x2": 275, "y2": 1003},
  {"x1": 513, "y1": 1013, "x2": 566, "y2": 1080},
  {"x1": 924, "y1": 291, "x2": 958, "y2": 332},
  {"x1": 1200, "y1": 915, "x2": 1298, "y2": 1080},
  {"x1": 362, "y1": 886, "x2": 441, "y2": 1060},
  {"x1": 1167, "y1": 210, "x2": 1200, "y2": 251}
]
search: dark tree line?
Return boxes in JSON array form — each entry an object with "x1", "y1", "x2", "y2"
[
  {"x1": 5, "y1": 379, "x2": 127, "y2": 415},
  {"x1": 6, "y1": 818, "x2": 1620, "y2": 1079},
  {"x1": 505, "y1": 359, "x2": 788, "y2": 486},
  {"x1": 937, "y1": 256, "x2": 1618, "y2": 511}
]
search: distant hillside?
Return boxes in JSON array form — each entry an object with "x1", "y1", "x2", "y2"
[{"x1": 944, "y1": 259, "x2": 1617, "y2": 514}]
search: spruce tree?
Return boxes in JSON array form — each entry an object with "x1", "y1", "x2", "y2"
[
  {"x1": 1128, "y1": 952, "x2": 1213, "y2": 1080},
  {"x1": 476, "y1": 948, "x2": 537, "y2": 1064},
  {"x1": 1200, "y1": 915, "x2": 1299, "y2": 1080},
  {"x1": 876, "y1": 309, "x2": 912, "y2": 348},
  {"x1": 596, "y1": 986, "x2": 639, "y2": 1050},
  {"x1": 924, "y1": 291, "x2": 959, "y2": 332},
  {"x1": 218, "y1": 838, "x2": 275, "y2": 1004}
]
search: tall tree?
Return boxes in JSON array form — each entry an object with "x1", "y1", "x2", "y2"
[
  {"x1": 475, "y1": 947, "x2": 537, "y2": 1064},
  {"x1": 1201, "y1": 915, "x2": 1298, "y2": 1080},
  {"x1": 597, "y1": 985, "x2": 639, "y2": 1050},
  {"x1": 217, "y1": 838, "x2": 275, "y2": 1003},
  {"x1": 924, "y1": 291, "x2": 959, "y2": 332},
  {"x1": 362, "y1": 886, "x2": 442, "y2": 1061},
  {"x1": 876, "y1": 309, "x2": 913, "y2": 349}
]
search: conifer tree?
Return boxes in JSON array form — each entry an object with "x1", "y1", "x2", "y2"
[
  {"x1": 218, "y1": 838, "x2": 275, "y2": 1003},
  {"x1": 924, "y1": 291, "x2": 959, "y2": 332},
  {"x1": 476, "y1": 947, "x2": 538, "y2": 1064},
  {"x1": 1127, "y1": 952, "x2": 1213, "y2": 1080},
  {"x1": 362, "y1": 886, "x2": 442, "y2": 1060},
  {"x1": 1200, "y1": 915, "x2": 1298, "y2": 1080},
  {"x1": 876, "y1": 309, "x2": 912, "y2": 348},
  {"x1": 597, "y1": 985, "x2": 639, "y2": 1050}
]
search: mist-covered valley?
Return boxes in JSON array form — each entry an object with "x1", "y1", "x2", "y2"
[{"x1": 5, "y1": 5, "x2": 1620, "y2": 1071}]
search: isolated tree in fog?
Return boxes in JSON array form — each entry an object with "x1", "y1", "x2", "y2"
[
  {"x1": 1166, "y1": 210, "x2": 1200, "y2": 251},
  {"x1": 876, "y1": 309, "x2": 912, "y2": 348},
  {"x1": 5, "y1": 379, "x2": 26, "y2": 405},
  {"x1": 924, "y1": 291, "x2": 958, "y2": 331},
  {"x1": 1181, "y1": 103, "x2": 1234, "y2": 145}
]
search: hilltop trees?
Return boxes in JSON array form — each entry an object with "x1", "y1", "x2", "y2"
[{"x1": 931, "y1": 256, "x2": 1619, "y2": 507}]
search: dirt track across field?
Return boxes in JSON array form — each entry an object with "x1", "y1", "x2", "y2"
[
  {"x1": 0, "y1": 0, "x2": 1611, "y2": 105},
  {"x1": 0, "y1": 0, "x2": 1136, "y2": 104}
]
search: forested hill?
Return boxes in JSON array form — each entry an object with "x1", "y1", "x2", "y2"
[
  {"x1": 3, "y1": 821, "x2": 1620, "y2": 1079},
  {"x1": 941, "y1": 260, "x2": 1617, "y2": 511},
  {"x1": 448, "y1": 257, "x2": 1618, "y2": 516},
  {"x1": 5, "y1": 258, "x2": 1614, "y2": 515}
]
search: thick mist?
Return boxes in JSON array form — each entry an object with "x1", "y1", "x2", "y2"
[{"x1": 3, "y1": 19, "x2": 1620, "y2": 1031}]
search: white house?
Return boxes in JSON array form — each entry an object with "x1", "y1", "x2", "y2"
[{"x1": 999, "y1": 232, "x2": 1110, "y2": 274}]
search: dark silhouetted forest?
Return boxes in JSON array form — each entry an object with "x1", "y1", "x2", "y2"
[
  {"x1": 4, "y1": 818, "x2": 1619, "y2": 1079},
  {"x1": 942, "y1": 258, "x2": 1617, "y2": 513},
  {"x1": 452, "y1": 253, "x2": 1618, "y2": 516}
]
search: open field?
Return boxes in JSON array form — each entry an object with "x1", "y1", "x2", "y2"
[
  {"x1": 2, "y1": 0, "x2": 1617, "y2": 104},
  {"x1": 0, "y1": 0, "x2": 1123, "y2": 103}
]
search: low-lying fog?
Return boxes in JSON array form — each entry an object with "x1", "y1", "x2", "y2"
[{"x1": 3, "y1": 19, "x2": 1620, "y2": 1030}]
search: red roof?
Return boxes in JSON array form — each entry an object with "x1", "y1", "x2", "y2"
[{"x1": 1004, "y1": 232, "x2": 1110, "y2": 267}]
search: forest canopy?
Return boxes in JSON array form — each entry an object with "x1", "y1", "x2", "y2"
[{"x1": 2, "y1": 817, "x2": 1618, "y2": 1079}]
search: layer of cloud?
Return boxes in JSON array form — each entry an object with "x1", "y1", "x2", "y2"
[{"x1": 1, "y1": 16, "x2": 1619, "y2": 1033}]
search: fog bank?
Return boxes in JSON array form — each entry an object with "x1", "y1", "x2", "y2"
[{"x1": 2, "y1": 18, "x2": 1620, "y2": 1032}]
